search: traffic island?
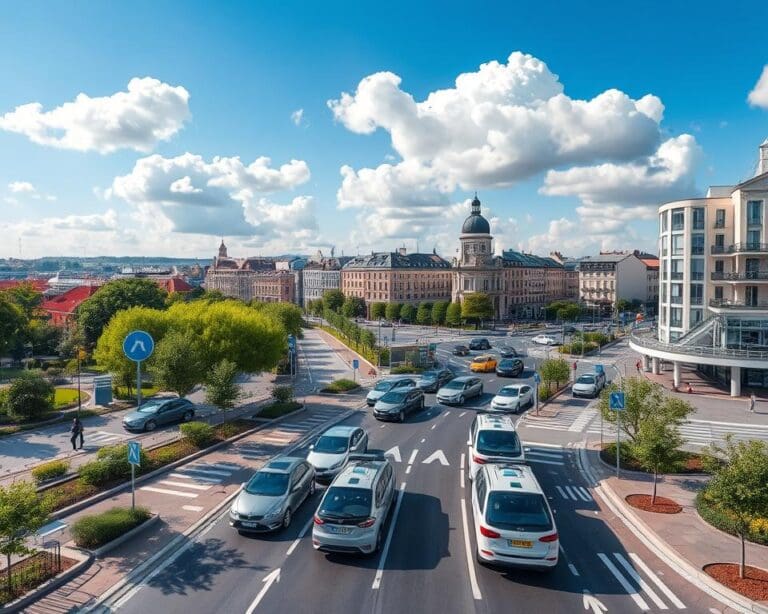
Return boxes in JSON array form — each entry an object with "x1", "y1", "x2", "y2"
[
  {"x1": 71, "y1": 507, "x2": 159, "y2": 558},
  {"x1": 704, "y1": 563, "x2": 768, "y2": 602},
  {"x1": 625, "y1": 494, "x2": 682, "y2": 514}
]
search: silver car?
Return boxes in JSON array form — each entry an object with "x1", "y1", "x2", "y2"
[
  {"x1": 366, "y1": 377, "x2": 417, "y2": 406},
  {"x1": 307, "y1": 426, "x2": 369, "y2": 483},
  {"x1": 436, "y1": 376, "x2": 483, "y2": 405},
  {"x1": 229, "y1": 457, "x2": 315, "y2": 532}
]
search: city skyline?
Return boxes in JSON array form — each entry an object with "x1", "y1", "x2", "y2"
[{"x1": 1, "y1": 1, "x2": 767, "y2": 260}]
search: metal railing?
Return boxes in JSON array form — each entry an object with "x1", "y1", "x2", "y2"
[
  {"x1": 714, "y1": 220, "x2": 725, "y2": 228},
  {"x1": 711, "y1": 243, "x2": 768, "y2": 254},
  {"x1": 670, "y1": 272, "x2": 683, "y2": 280},
  {"x1": 711, "y1": 271, "x2": 768, "y2": 281},
  {"x1": 709, "y1": 299, "x2": 768, "y2": 309},
  {"x1": 630, "y1": 330, "x2": 768, "y2": 360}
]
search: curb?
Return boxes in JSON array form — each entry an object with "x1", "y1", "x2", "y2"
[
  {"x1": 49, "y1": 405, "x2": 307, "y2": 520},
  {"x1": 577, "y1": 445, "x2": 768, "y2": 614},
  {"x1": 90, "y1": 513, "x2": 161, "y2": 559},
  {"x1": 85, "y1": 402, "x2": 361, "y2": 612},
  {"x1": 0, "y1": 547, "x2": 94, "y2": 614}
]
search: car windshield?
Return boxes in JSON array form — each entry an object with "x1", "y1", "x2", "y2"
[
  {"x1": 476, "y1": 430, "x2": 521, "y2": 456},
  {"x1": 472, "y1": 356, "x2": 488, "y2": 363},
  {"x1": 485, "y1": 491, "x2": 553, "y2": 532},
  {"x1": 374, "y1": 381, "x2": 395, "y2": 392},
  {"x1": 497, "y1": 387, "x2": 520, "y2": 397},
  {"x1": 245, "y1": 471, "x2": 289, "y2": 496},
  {"x1": 319, "y1": 486, "x2": 372, "y2": 519},
  {"x1": 137, "y1": 402, "x2": 162, "y2": 414},
  {"x1": 577, "y1": 375, "x2": 595, "y2": 384},
  {"x1": 443, "y1": 380, "x2": 465, "y2": 390},
  {"x1": 380, "y1": 391, "x2": 406, "y2": 403},
  {"x1": 314, "y1": 435, "x2": 349, "y2": 454},
  {"x1": 421, "y1": 371, "x2": 438, "y2": 380},
  {"x1": 499, "y1": 359, "x2": 516, "y2": 368}
]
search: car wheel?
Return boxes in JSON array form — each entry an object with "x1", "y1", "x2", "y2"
[
  {"x1": 282, "y1": 508, "x2": 292, "y2": 530},
  {"x1": 399, "y1": 410, "x2": 405, "y2": 423},
  {"x1": 476, "y1": 547, "x2": 489, "y2": 567},
  {"x1": 374, "y1": 529, "x2": 383, "y2": 553},
  {"x1": 183, "y1": 410, "x2": 194, "y2": 422},
  {"x1": 144, "y1": 420, "x2": 157, "y2": 432}
]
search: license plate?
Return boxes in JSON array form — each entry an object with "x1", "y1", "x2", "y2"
[
  {"x1": 509, "y1": 539, "x2": 532, "y2": 548},
  {"x1": 242, "y1": 521, "x2": 260, "y2": 528},
  {"x1": 328, "y1": 525, "x2": 352, "y2": 534}
]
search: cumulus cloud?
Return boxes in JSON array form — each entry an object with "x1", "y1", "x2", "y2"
[
  {"x1": 0, "y1": 77, "x2": 190, "y2": 153},
  {"x1": 8, "y1": 181, "x2": 35, "y2": 193},
  {"x1": 291, "y1": 108, "x2": 305, "y2": 126},
  {"x1": 748, "y1": 66, "x2": 768, "y2": 109},
  {"x1": 6, "y1": 180, "x2": 56, "y2": 201},
  {"x1": 110, "y1": 152, "x2": 316, "y2": 241}
]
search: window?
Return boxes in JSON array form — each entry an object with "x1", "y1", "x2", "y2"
[
  {"x1": 660, "y1": 212, "x2": 668, "y2": 232},
  {"x1": 747, "y1": 230, "x2": 761, "y2": 250},
  {"x1": 715, "y1": 286, "x2": 723, "y2": 300},
  {"x1": 690, "y1": 309, "x2": 703, "y2": 325},
  {"x1": 670, "y1": 307, "x2": 683, "y2": 328},
  {"x1": 746, "y1": 286, "x2": 759, "y2": 307},
  {"x1": 715, "y1": 209, "x2": 726, "y2": 228},
  {"x1": 747, "y1": 200, "x2": 763, "y2": 226},
  {"x1": 715, "y1": 260, "x2": 724, "y2": 273},
  {"x1": 475, "y1": 471, "x2": 487, "y2": 513},
  {"x1": 691, "y1": 234, "x2": 705, "y2": 255},
  {"x1": 671, "y1": 284, "x2": 683, "y2": 304},
  {"x1": 690, "y1": 284, "x2": 703, "y2": 305},
  {"x1": 746, "y1": 258, "x2": 760, "y2": 274},
  {"x1": 671, "y1": 235, "x2": 684, "y2": 256},
  {"x1": 671, "y1": 208, "x2": 684, "y2": 231},
  {"x1": 692, "y1": 207, "x2": 705, "y2": 230},
  {"x1": 671, "y1": 259, "x2": 683, "y2": 279},
  {"x1": 690, "y1": 259, "x2": 704, "y2": 281}
]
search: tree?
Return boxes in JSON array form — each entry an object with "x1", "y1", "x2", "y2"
[
  {"x1": 0, "y1": 295, "x2": 26, "y2": 356},
  {"x1": 323, "y1": 289, "x2": 345, "y2": 313},
  {"x1": 205, "y1": 358, "x2": 241, "y2": 411},
  {"x1": 385, "y1": 302, "x2": 402, "y2": 322},
  {"x1": 27, "y1": 320, "x2": 63, "y2": 356},
  {"x1": 3, "y1": 373, "x2": 54, "y2": 421},
  {"x1": 0, "y1": 481, "x2": 49, "y2": 596},
  {"x1": 254, "y1": 302, "x2": 304, "y2": 338},
  {"x1": 416, "y1": 302, "x2": 432, "y2": 325},
  {"x1": 311, "y1": 298, "x2": 324, "y2": 317},
  {"x1": 461, "y1": 293, "x2": 494, "y2": 328},
  {"x1": 431, "y1": 301, "x2": 449, "y2": 326},
  {"x1": 149, "y1": 331, "x2": 204, "y2": 398},
  {"x1": 539, "y1": 358, "x2": 570, "y2": 392},
  {"x1": 632, "y1": 416, "x2": 683, "y2": 503},
  {"x1": 77, "y1": 278, "x2": 167, "y2": 345},
  {"x1": 4, "y1": 282, "x2": 43, "y2": 320},
  {"x1": 598, "y1": 377, "x2": 694, "y2": 444},
  {"x1": 341, "y1": 296, "x2": 366, "y2": 319},
  {"x1": 400, "y1": 304, "x2": 416, "y2": 323},
  {"x1": 703, "y1": 437, "x2": 768, "y2": 578},
  {"x1": 370, "y1": 302, "x2": 387, "y2": 320},
  {"x1": 556, "y1": 303, "x2": 582, "y2": 322},
  {"x1": 445, "y1": 302, "x2": 462, "y2": 327}
]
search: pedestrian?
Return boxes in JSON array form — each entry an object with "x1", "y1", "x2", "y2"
[
  {"x1": 749, "y1": 392, "x2": 756, "y2": 413},
  {"x1": 70, "y1": 417, "x2": 84, "y2": 450},
  {"x1": 686, "y1": 382, "x2": 693, "y2": 394},
  {"x1": 636, "y1": 360, "x2": 641, "y2": 373}
]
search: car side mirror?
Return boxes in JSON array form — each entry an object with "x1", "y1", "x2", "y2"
[
  {"x1": 241, "y1": 482, "x2": 246, "y2": 488},
  {"x1": 309, "y1": 444, "x2": 314, "y2": 451}
]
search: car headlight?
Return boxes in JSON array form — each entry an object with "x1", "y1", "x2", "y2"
[{"x1": 229, "y1": 506, "x2": 239, "y2": 519}]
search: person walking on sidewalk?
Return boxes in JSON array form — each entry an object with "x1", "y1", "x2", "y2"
[
  {"x1": 749, "y1": 392, "x2": 756, "y2": 412},
  {"x1": 70, "y1": 417, "x2": 84, "y2": 450},
  {"x1": 636, "y1": 359, "x2": 642, "y2": 373}
]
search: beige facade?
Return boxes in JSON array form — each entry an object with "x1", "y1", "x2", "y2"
[
  {"x1": 204, "y1": 240, "x2": 279, "y2": 302},
  {"x1": 578, "y1": 252, "x2": 649, "y2": 309},
  {"x1": 252, "y1": 271, "x2": 295, "y2": 303}
]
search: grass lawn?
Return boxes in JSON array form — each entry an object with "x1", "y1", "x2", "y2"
[
  {"x1": 0, "y1": 368, "x2": 42, "y2": 382},
  {"x1": 114, "y1": 384, "x2": 161, "y2": 400},
  {"x1": 54, "y1": 387, "x2": 91, "y2": 409}
]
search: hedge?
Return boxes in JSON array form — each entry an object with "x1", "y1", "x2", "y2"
[
  {"x1": 259, "y1": 401, "x2": 302, "y2": 419},
  {"x1": 696, "y1": 490, "x2": 768, "y2": 546},
  {"x1": 179, "y1": 421, "x2": 215, "y2": 448},
  {"x1": 78, "y1": 443, "x2": 149, "y2": 486},
  {"x1": 71, "y1": 506, "x2": 152, "y2": 549},
  {"x1": 321, "y1": 379, "x2": 360, "y2": 393},
  {"x1": 31, "y1": 459, "x2": 70, "y2": 483},
  {"x1": 390, "y1": 366, "x2": 424, "y2": 374}
]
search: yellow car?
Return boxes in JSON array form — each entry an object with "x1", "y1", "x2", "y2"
[{"x1": 470, "y1": 355, "x2": 497, "y2": 373}]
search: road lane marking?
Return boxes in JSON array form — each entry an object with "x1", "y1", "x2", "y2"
[
  {"x1": 139, "y1": 486, "x2": 198, "y2": 498},
  {"x1": 420, "y1": 438, "x2": 425, "y2": 443},
  {"x1": 372, "y1": 482, "x2": 406, "y2": 590},
  {"x1": 564, "y1": 486, "x2": 577, "y2": 500},
  {"x1": 460, "y1": 453, "x2": 465, "y2": 470},
  {"x1": 555, "y1": 486, "x2": 570, "y2": 500},
  {"x1": 597, "y1": 552, "x2": 649, "y2": 611},
  {"x1": 444, "y1": 411, "x2": 451, "y2": 416},
  {"x1": 178, "y1": 467, "x2": 233, "y2": 477},
  {"x1": 525, "y1": 449, "x2": 564, "y2": 459},
  {"x1": 613, "y1": 553, "x2": 668, "y2": 609},
  {"x1": 286, "y1": 517, "x2": 314, "y2": 557},
  {"x1": 521, "y1": 441, "x2": 563, "y2": 449},
  {"x1": 431, "y1": 424, "x2": 437, "y2": 430},
  {"x1": 627, "y1": 553, "x2": 686, "y2": 609},
  {"x1": 168, "y1": 472, "x2": 221, "y2": 484},
  {"x1": 569, "y1": 563, "x2": 580, "y2": 577},
  {"x1": 405, "y1": 465, "x2": 412, "y2": 474},
  {"x1": 460, "y1": 498, "x2": 482, "y2": 600},
  {"x1": 407, "y1": 449, "x2": 419, "y2": 465},
  {"x1": 182, "y1": 505, "x2": 204, "y2": 512},
  {"x1": 385, "y1": 446, "x2": 402, "y2": 463},
  {"x1": 380, "y1": 425, "x2": 386, "y2": 429},
  {"x1": 245, "y1": 568, "x2": 281, "y2": 614},
  {"x1": 526, "y1": 458, "x2": 564, "y2": 466},
  {"x1": 422, "y1": 450, "x2": 449, "y2": 466},
  {"x1": 459, "y1": 411, "x2": 467, "y2": 417},
  {"x1": 576, "y1": 487, "x2": 593, "y2": 501},
  {"x1": 160, "y1": 480, "x2": 210, "y2": 491},
  {"x1": 191, "y1": 462, "x2": 239, "y2": 471}
]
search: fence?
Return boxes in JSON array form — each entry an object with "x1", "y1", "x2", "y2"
[{"x1": 0, "y1": 540, "x2": 62, "y2": 605}]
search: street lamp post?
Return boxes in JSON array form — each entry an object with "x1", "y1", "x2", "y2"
[{"x1": 76, "y1": 347, "x2": 85, "y2": 418}]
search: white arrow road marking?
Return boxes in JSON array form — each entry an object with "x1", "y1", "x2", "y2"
[
  {"x1": 245, "y1": 568, "x2": 281, "y2": 614},
  {"x1": 582, "y1": 590, "x2": 607, "y2": 613},
  {"x1": 385, "y1": 446, "x2": 401, "y2": 463},
  {"x1": 422, "y1": 450, "x2": 450, "y2": 466}
]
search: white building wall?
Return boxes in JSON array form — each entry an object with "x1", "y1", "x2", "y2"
[{"x1": 615, "y1": 255, "x2": 648, "y2": 302}]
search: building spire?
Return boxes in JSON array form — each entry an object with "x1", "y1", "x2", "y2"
[{"x1": 471, "y1": 193, "x2": 481, "y2": 215}]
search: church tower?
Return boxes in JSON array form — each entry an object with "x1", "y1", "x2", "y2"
[
  {"x1": 218, "y1": 239, "x2": 228, "y2": 259},
  {"x1": 460, "y1": 194, "x2": 493, "y2": 266}
]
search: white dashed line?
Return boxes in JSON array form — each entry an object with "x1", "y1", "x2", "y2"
[
  {"x1": 408, "y1": 449, "x2": 419, "y2": 465},
  {"x1": 431, "y1": 424, "x2": 437, "y2": 430},
  {"x1": 286, "y1": 517, "x2": 314, "y2": 557},
  {"x1": 459, "y1": 411, "x2": 467, "y2": 417}
]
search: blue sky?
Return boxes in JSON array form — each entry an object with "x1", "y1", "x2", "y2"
[{"x1": 0, "y1": 0, "x2": 766, "y2": 259}]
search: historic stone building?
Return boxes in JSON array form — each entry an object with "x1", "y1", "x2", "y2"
[{"x1": 300, "y1": 250, "x2": 353, "y2": 306}]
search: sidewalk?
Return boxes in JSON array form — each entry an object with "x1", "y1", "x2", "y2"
[
  {"x1": 22, "y1": 394, "x2": 361, "y2": 613},
  {"x1": 642, "y1": 363, "x2": 768, "y2": 401},
  {"x1": 583, "y1": 443, "x2": 768, "y2": 612},
  {"x1": 314, "y1": 328, "x2": 379, "y2": 386}
]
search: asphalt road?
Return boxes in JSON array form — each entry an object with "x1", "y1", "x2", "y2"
[{"x1": 113, "y1": 351, "x2": 722, "y2": 614}]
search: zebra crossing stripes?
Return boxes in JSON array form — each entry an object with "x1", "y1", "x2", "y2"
[
  {"x1": 523, "y1": 407, "x2": 594, "y2": 433},
  {"x1": 87, "y1": 430, "x2": 124, "y2": 444},
  {"x1": 568, "y1": 409, "x2": 597, "y2": 432},
  {"x1": 140, "y1": 462, "x2": 236, "y2": 499},
  {"x1": 525, "y1": 445, "x2": 566, "y2": 466},
  {"x1": 555, "y1": 485, "x2": 593, "y2": 502},
  {"x1": 597, "y1": 551, "x2": 686, "y2": 611}
]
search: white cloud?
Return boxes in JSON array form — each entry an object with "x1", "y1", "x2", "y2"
[
  {"x1": 748, "y1": 65, "x2": 768, "y2": 109},
  {"x1": 8, "y1": 181, "x2": 35, "y2": 193},
  {"x1": 6, "y1": 180, "x2": 56, "y2": 201},
  {"x1": 291, "y1": 108, "x2": 305, "y2": 126},
  {"x1": 110, "y1": 152, "x2": 316, "y2": 240},
  {"x1": 0, "y1": 77, "x2": 190, "y2": 153}
]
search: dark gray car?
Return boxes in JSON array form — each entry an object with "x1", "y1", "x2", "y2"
[
  {"x1": 122, "y1": 398, "x2": 195, "y2": 432},
  {"x1": 229, "y1": 457, "x2": 315, "y2": 532},
  {"x1": 417, "y1": 368, "x2": 454, "y2": 392},
  {"x1": 373, "y1": 388, "x2": 425, "y2": 422}
]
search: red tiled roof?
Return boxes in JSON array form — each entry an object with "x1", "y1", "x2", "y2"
[
  {"x1": 159, "y1": 276, "x2": 194, "y2": 293},
  {"x1": 41, "y1": 285, "x2": 99, "y2": 316},
  {"x1": 639, "y1": 258, "x2": 660, "y2": 269},
  {"x1": 0, "y1": 279, "x2": 48, "y2": 292}
]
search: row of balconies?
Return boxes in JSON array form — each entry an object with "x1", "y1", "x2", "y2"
[
  {"x1": 711, "y1": 243, "x2": 768, "y2": 255},
  {"x1": 711, "y1": 271, "x2": 768, "y2": 281}
]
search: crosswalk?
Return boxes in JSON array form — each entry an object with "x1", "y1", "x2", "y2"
[
  {"x1": 587, "y1": 418, "x2": 768, "y2": 448},
  {"x1": 597, "y1": 551, "x2": 686, "y2": 611},
  {"x1": 522, "y1": 407, "x2": 597, "y2": 433},
  {"x1": 525, "y1": 444, "x2": 567, "y2": 466},
  {"x1": 555, "y1": 484, "x2": 593, "y2": 502},
  {"x1": 139, "y1": 461, "x2": 238, "y2": 501},
  {"x1": 86, "y1": 430, "x2": 126, "y2": 445}
]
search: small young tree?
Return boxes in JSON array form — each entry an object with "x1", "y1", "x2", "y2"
[
  {"x1": 205, "y1": 359, "x2": 241, "y2": 411},
  {"x1": 149, "y1": 331, "x2": 204, "y2": 398},
  {"x1": 539, "y1": 358, "x2": 570, "y2": 392},
  {"x1": 4, "y1": 373, "x2": 54, "y2": 421},
  {"x1": 445, "y1": 302, "x2": 463, "y2": 327},
  {"x1": 0, "y1": 481, "x2": 49, "y2": 596},
  {"x1": 370, "y1": 302, "x2": 387, "y2": 320},
  {"x1": 632, "y1": 416, "x2": 683, "y2": 503},
  {"x1": 461, "y1": 293, "x2": 494, "y2": 328},
  {"x1": 703, "y1": 437, "x2": 768, "y2": 578},
  {"x1": 416, "y1": 302, "x2": 432, "y2": 325},
  {"x1": 271, "y1": 385, "x2": 294, "y2": 403},
  {"x1": 431, "y1": 301, "x2": 449, "y2": 325},
  {"x1": 400, "y1": 304, "x2": 416, "y2": 323},
  {"x1": 322, "y1": 289, "x2": 345, "y2": 313},
  {"x1": 385, "y1": 302, "x2": 402, "y2": 322}
]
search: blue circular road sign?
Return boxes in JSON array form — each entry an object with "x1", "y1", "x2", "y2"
[{"x1": 123, "y1": 330, "x2": 155, "y2": 362}]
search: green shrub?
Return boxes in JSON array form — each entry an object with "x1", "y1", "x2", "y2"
[
  {"x1": 180, "y1": 421, "x2": 215, "y2": 448},
  {"x1": 41, "y1": 480, "x2": 99, "y2": 512},
  {"x1": 71, "y1": 506, "x2": 152, "y2": 549},
  {"x1": 390, "y1": 366, "x2": 424, "y2": 374},
  {"x1": 538, "y1": 384, "x2": 552, "y2": 401},
  {"x1": 31, "y1": 459, "x2": 70, "y2": 483},
  {"x1": 78, "y1": 443, "x2": 148, "y2": 486},
  {"x1": 4, "y1": 373, "x2": 54, "y2": 421},
  {"x1": 271, "y1": 385, "x2": 294, "y2": 403},
  {"x1": 260, "y1": 401, "x2": 302, "y2": 419},
  {"x1": 696, "y1": 491, "x2": 768, "y2": 546},
  {"x1": 148, "y1": 446, "x2": 184, "y2": 468},
  {"x1": 321, "y1": 378, "x2": 360, "y2": 393}
]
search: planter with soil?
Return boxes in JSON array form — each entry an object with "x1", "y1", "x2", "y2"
[
  {"x1": 703, "y1": 563, "x2": 768, "y2": 602},
  {"x1": 625, "y1": 494, "x2": 682, "y2": 514}
]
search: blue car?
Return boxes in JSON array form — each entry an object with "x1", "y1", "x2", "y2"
[{"x1": 122, "y1": 398, "x2": 195, "y2": 432}]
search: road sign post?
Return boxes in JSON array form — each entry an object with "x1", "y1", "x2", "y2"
[
  {"x1": 123, "y1": 331, "x2": 155, "y2": 411},
  {"x1": 533, "y1": 372, "x2": 541, "y2": 415},
  {"x1": 128, "y1": 441, "x2": 141, "y2": 510},
  {"x1": 609, "y1": 391, "x2": 626, "y2": 478},
  {"x1": 352, "y1": 359, "x2": 359, "y2": 382}
]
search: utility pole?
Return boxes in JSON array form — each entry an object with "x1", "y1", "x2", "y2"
[{"x1": 76, "y1": 347, "x2": 84, "y2": 417}]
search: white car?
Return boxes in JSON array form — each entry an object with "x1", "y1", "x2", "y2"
[
  {"x1": 306, "y1": 426, "x2": 368, "y2": 483},
  {"x1": 490, "y1": 384, "x2": 534, "y2": 413},
  {"x1": 468, "y1": 413, "x2": 525, "y2": 480},
  {"x1": 572, "y1": 372, "x2": 606, "y2": 398},
  {"x1": 531, "y1": 334, "x2": 557, "y2": 345},
  {"x1": 471, "y1": 463, "x2": 559, "y2": 570}
]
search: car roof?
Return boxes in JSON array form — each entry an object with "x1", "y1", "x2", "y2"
[
  {"x1": 473, "y1": 354, "x2": 493, "y2": 360},
  {"x1": 332, "y1": 459, "x2": 388, "y2": 490},
  {"x1": 260, "y1": 456, "x2": 304, "y2": 474},
  {"x1": 476, "y1": 413, "x2": 517, "y2": 431},
  {"x1": 383, "y1": 375, "x2": 415, "y2": 382},
  {"x1": 498, "y1": 383, "x2": 526, "y2": 391},
  {"x1": 322, "y1": 425, "x2": 358, "y2": 437},
  {"x1": 451, "y1": 375, "x2": 477, "y2": 383},
  {"x1": 483, "y1": 463, "x2": 543, "y2": 494}
]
